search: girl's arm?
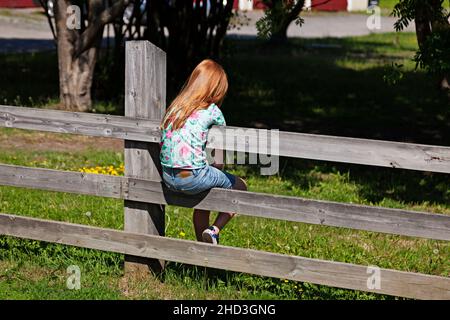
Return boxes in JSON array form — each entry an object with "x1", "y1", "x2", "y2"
[{"x1": 211, "y1": 149, "x2": 224, "y2": 170}]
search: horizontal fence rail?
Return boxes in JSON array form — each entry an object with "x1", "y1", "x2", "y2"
[
  {"x1": 1, "y1": 105, "x2": 450, "y2": 173},
  {"x1": 1, "y1": 39, "x2": 449, "y2": 300},
  {"x1": 0, "y1": 104, "x2": 161, "y2": 143},
  {"x1": 1, "y1": 164, "x2": 449, "y2": 241},
  {"x1": 0, "y1": 214, "x2": 450, "y2": 299},
  {"x1": 1, "y1": 213, "x2": 449, "y2": 300}
]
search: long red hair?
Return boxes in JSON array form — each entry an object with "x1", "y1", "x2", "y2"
[{"x1": 161, "y1": 59, "x2": 228, "y2": 130}]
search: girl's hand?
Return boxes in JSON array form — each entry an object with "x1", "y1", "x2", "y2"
[
  {"x1": 211, "y1": 149, "x2": 224, "y2": 170},
  {"x1": 211, "y1": 162, "x2": 224, "y2": 170}
]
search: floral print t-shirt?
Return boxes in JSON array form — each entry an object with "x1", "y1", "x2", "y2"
[{"x1": 160, "y1": 103, "x2": 226, "y2": 169}]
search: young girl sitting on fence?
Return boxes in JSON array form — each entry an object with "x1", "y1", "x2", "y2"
[{"x1": 159, "y1": 59, "x2": 247, "y2": 245}]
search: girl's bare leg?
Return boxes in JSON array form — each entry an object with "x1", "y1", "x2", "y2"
[
  {"x1": 193, "y1": 209, "x2": 210, "y2": 241},
  {"x1": 212, "y1": 177, "x2": 247, "y2": 231},
  {"x1": 193, "y1": 177, "x2": 247, "y2": 241},
  {"x1": 212, "y1": 212, "x2": 234, "y2": 230}
]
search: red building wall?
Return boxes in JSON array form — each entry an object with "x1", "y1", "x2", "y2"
[
  {"x1": 234, "y1": 0, "x2": 268, "y2": 10},
  {"x1": 0, "y1": 0, "x2": 40, "y2": 8},
  {"x1": 2, "y1": 0, "x2": 347, "y2": 11},
  {"x1": 235, "y1": 0, "x2": 347, "y2": 11},
  {"x1": 312, "y1": 0, "x2": 347, "y2": 11},
  {"x1": 253, "y1": 0, "x2": 268, "y2": 9}
]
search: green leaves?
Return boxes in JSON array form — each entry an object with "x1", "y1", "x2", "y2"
[
  {"x1": 256, "y1": 0, "x2": 305, "y2": 40},
  {"x1": 392, "y1": 0, "x2": 416, "y2": 31},
  {"x1": 414, "y1": 27, "x2": 450, "y2": 77},
  {"x1": 383, "y1": 62, "x2": 405, "y2": 86},
  {"x1": 392, "y1": 0, "x2": 450, "y2": 86}
]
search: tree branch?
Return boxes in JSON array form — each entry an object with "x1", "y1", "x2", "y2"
[
  {"x1": 38, "y1": 0, "x2": 57, "y2": 41},
  {"x1": 75, "y1": 0, "x2": 129, "y2": 58},
  {"x1": 284, "y1": 0, "x2": 306, "y2": 26}
]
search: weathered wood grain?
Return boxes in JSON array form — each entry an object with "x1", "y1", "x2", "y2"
[
  {"x1": 0, "y1": 163, "x2": 125, "y2": 198},
  {"x1": 130, "y1": 177, "x2": 450, "y2": 241},
  {"x1": 208, "y1": 126, "x2": 450, "y2": 173},
  {"x1": 1, "y1": 104, "x2": 449, "y2": 173},
  {"x1": 0, "y1": 213, "x2": 448, "y2": 299},
  {"x1": 0, "y1": 105, "x2": 160, "y2": 143},
  {"x1": 0, "y1": 164, "x2": 449, "y2": 241},
  {"x1": 124, "y1": 40, "x2": 166, "y2": 272}
]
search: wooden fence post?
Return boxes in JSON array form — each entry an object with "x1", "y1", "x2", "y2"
[{"x1": 124, "y1": 40, "x2": 166, "y2": 274}]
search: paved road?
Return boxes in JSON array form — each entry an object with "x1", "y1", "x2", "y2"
[
  {"x1": 0, "y1": 9, "x2": 56, "y2": 53},
  {"x1": 0, "y1": 8, "x2": 415, "y2": 53},
  {"x1": 227, "y1": 10, "x2": 415, "y2": 38}
]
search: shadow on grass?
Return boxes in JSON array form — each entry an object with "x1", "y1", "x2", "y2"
[
  {"x1": 1, "y1": 33, "x2": 448, "y2": 208},
  {"x1": 1, "y1": 34, "x2": 448, "y2": 144},
  {"x1": 0, "y1": 50, "x2": 124, "y2": 114},
  {"x1": 0, "y1": 51, "x2": 58, "y2": 107},
  {"x1": 221, "y1": 34, "x2": 449, "y2": 146}
]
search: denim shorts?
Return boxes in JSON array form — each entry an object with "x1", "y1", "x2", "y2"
[{"x1": 162, "y1": 165, "x2": 236, "y2": 195}]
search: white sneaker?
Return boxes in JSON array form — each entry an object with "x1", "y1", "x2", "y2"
[{"x1": 202, "y1": 226, "x2": 220, "y2": 245}]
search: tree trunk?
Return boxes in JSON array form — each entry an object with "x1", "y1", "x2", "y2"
[
  {"x1": 414, "y1": 2, "x2": 432, "y2": 50},
  {"x1": 414, "y1": 0, "x2": 449, "y2": 95},
  {"x1": 56, "y1": 36, "x2": 98, "y2": 112},
  {"x1": 145, "y1": 0, "x2": 234, "y2": 89},
  {"x1": 54, "y1": 0, "x2": 111, "y2": 112},
  {"x1": 270, "y1": 22, "x2": 289, "y2": 44},
  {"x1": 269, "y1": 0, "x2": 305, "y2": 44},
  {"x1": 54, "y1": 1, "x2": 94, "y2": 111}
]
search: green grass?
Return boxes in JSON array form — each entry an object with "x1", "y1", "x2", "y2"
[
  {"x1": 0, "y1": 32, "x2": 449, "y2": 299},
  {"x1": 0, "y1": 51, "x2": 124, "y2": 114},
  {"x1": 348, "y1": 1, "x2": 448, "y2": 16},
  {"x1": 377, "y1": 0, "x2": 450, "y2": 15},
  {"x1": 221, "y1": 33, "x2": 450, "y2": 146},
  {"x1": 0, "y1": 146, "x2": 448, "y2": 299},
  {"x1": 0, "y1": 9, "x2": 46, "y2": 21},
  {"x1": 0, "y1": 52, "x2": 59, "y2": 108},
  {"x1": 379, "y1": 0, "x2": 399, "y2": 12}
]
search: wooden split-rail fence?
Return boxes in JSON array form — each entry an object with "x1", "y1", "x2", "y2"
[{"x1": 0, "y1": 41, "x2": 449, "y2": 299}]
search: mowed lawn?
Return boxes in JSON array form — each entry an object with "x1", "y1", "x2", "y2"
[{"x1": 0, "y1": 32, "x2": 449, "y2": 299}]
